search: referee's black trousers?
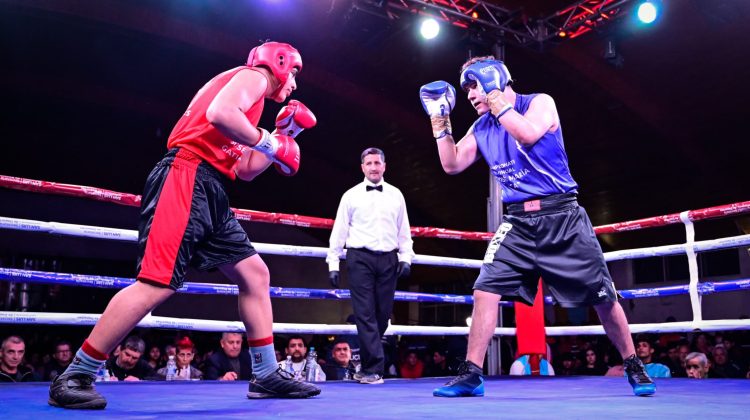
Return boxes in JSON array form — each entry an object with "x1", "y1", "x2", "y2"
[{"x1": 346, "y1": 248, "x2": 398, "y2": 376}]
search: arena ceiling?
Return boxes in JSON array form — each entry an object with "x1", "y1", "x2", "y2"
[{"x1": 2, "y1": 0, "x2": 749, "y2": 262}]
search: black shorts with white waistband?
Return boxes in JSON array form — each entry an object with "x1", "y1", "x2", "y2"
[{"x1": 474, "y1": 193, "x2": 618, "y2": 308}]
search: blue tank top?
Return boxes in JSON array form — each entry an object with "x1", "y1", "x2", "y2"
[{"x1": 471, "y1": 93, "x2": 578, "y2": 203}]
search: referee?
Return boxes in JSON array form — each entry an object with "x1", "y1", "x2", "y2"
[{"x1": 327, "y1": 147, "x2": 414, "y2": 385}]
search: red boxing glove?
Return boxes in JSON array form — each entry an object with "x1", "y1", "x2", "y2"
[
  {"x1": 251, "y1": 130, "x2": 301, "y2": 176},
  {"x1": 275, "y1": 100, "x2": 317, "y2": 138},
  {"x1": 271, "y1": 134, "x2": 300, "y2": 176}
]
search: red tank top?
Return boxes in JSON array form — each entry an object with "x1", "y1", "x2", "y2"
[{"x1": 167, "y1": 66, "x2": 265, "y2": 180}]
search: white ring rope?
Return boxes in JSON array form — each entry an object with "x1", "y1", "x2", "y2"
[
  {"x1": 2, "y1": 216, "x2": 750, "y2": 269},
  {"x1": 2, "y1": 311, "x2": 748, "y2": 336}
]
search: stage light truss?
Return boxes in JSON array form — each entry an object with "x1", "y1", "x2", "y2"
[{"x1": 352, "y1": 0, "x2": 633, "y2": 47}]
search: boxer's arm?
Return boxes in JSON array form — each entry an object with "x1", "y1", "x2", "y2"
[
  {"x1": 498, "y1": 94, "x2": 559, "y2": 147},
  {"x1": 436, "y1": 131, "x2": 481, "y2": 175},
  {"x1": 234, "y1": 148, "x2": 273, "y2": 182},
  {"x1": 206, "y1": 69, "x2": 268, "y2": 147}
]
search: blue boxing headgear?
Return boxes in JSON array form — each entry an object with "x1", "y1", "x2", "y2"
[{"x1": 460, "y1": 60, "x2": 512, "y2": 92}]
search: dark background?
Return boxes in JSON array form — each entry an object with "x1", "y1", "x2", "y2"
[{"x1": 1, "y1": 0, "x2": 748, "y2": 325}]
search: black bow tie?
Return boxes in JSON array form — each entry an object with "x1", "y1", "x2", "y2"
[{"x1": 366, "y1": 185, "x2": 383, "y2": 192}]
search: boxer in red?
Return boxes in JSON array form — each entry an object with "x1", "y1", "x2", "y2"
[{"x1": 49, "y1": 41, "x2": 320, "y2": 409}]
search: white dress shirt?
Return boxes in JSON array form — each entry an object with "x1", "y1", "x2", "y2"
[{"x1": 327, "y1": 178, "x2": 415, "y2": 272}]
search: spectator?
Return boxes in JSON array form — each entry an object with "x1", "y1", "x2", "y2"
[
  {"x1": 556, "y1": 353, "x2": 577, "y2": 376},
  {"x1": 692, "y1": 333, "x2": 713, "y2": 355},
  {"x1": 322, "y1": 339, "x2": 356, "y2": 380},
  {"x1": 44, "y1": 340, "x2": 74, "y2": 381},
  {"x1": 161, "y1": 344, "x2": 176, "y2": 367},
  {"x1": 399, "y1": 351, "x2": 424, "y2": 379},
  {"x1": 0, "y1": 336, "x2": 35, "y2": 382},
  {"x1": 158, "y1": 337, "x2": 202, "y2": 380},
  {"x1": 145, "y1": 345, "x2": 161, "y2": 370},
  {"x1": 204, "y1": 332, "x2": 252, "y2": 381},
  {"x1": 510, "y1": 354, "x2": 555, "y2": 376},
  {"x1": 678, "y1": 342, "x2": 691, "y2": 373},
  {"x1": 634, "y1": 335, "x2": 671, "y2": 378},
  {"x1": 424, "y1": 349, "x2": 453, "y2": 377},
  {"x1": 278, "y1": 335, "x2": 326, "y2": 381},
  {"x1": 105, "y1": 336, "x2": 158, "y2": 381},
  {"x1": 710, "y1": 345, "x2": 743, "y2": 379},
  {"x1": 664, "y1": 341, "x2": 687, "y2": 378},
  {"x1": 685, "y1": 352, "x2": 710, "y2": 379},
  {"x1": 577, "y1": 349, "x2": 607, "y2": 376}
]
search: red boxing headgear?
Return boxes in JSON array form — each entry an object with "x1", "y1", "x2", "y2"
[{"x1": 246, "y1": 42, "x2": 302, "y2": 94}]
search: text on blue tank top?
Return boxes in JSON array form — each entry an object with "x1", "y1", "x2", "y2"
[{"x1": 472, "y1": 93, "x2": 578, "y2": 204}]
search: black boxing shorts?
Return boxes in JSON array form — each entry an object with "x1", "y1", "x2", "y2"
[
  {"x1": 474, "y1": 193, "x2": 618, "y2": 308},
  {"x1": 136, "y1": 148, "x2": 256, "y2": 290}
]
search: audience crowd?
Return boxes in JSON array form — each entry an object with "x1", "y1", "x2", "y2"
[{"x1": 2, "y1": 328, "x2": 749, "y2": 382}]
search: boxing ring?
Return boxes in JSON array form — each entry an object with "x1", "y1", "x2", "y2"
[{"x1": 1, "y1": 175, "x2": 750, "y2": 418}]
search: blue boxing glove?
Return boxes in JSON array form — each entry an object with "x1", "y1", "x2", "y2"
[
  {"x1": 460, "y1": 60, "x2": 513, "y2": 118},
  {"x1": 419, "y1": 81, "x2": 456, "y2": 139}
]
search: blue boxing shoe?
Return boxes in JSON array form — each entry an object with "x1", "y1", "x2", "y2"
[
  {"x1": 433, "y1": 361, "x2": 484, "y2": 397},
  {"x1": 623, "y1": 354, "x2": 656, "y2": 396}
]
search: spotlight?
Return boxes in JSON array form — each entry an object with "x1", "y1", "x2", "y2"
[
  {"x1": 637, "y1": 1, "x2": 658, "y2": 24},
  {"x1": 420, "y1": 18, "x2": 440, "y2": 40}
]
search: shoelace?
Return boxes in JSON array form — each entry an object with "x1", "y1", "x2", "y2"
[
  {"x1": 625, "y1": 360, "x2": 651, "y2": 383},
  {"x1": 274, "y1": 367, "x2": 295, "y2": 380},
  {"x1": 443, "y1": 364, "x2": 473, "y2": 386}
]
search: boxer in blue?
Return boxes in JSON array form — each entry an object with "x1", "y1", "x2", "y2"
[{"x1": 419, "y1": 56, "x2": 655, "y2": 397}]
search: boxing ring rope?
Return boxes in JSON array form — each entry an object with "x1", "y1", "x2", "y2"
[
  {"x1": 2, "y1": 175, "x2": 750, "y2": 336},
  {"x1": 4, "y1": 174, "x2": 748, "y2": 238},
  {"x1": 3, "y1": 265, "x2": 750, "y2": 302}
]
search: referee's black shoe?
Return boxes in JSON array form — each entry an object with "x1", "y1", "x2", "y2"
[
  {"x1": 247, "y1": 368, "x2": 321, "y2": 399},
  {"x1": 623, "y1": 354, "x2": 656, "y2": 396}
]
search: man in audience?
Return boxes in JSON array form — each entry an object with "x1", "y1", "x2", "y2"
[
  {"x1": 663, "y1": 341, "x2": 687, "y2": 377},
  {"x1": 399, "y1": 350, "x2": 425, "y2": 379},
  {"x1": 710, "y1": 344, "x2": 743, "y2": 378},
  {"x1": 105, "y1": 336, "x2": 158, "y2": 381},
  {"x1": 685, "y1": 352, "x2": 710, "y2": 379},
  {"x1": 162, "y1": 344, "x2": 176, "y2": 367},
  {"x1": 425, "y1": 349, "x2": 453, "y2": 377},
  {"x1": 0, "y1": 335, "x2": 35, "y2": 382},
  {"x1": 323, "y1": 339, "x2": 356, "y2": 380},
  {"x1": 278, "y1": 335, "x2": 310, "y2": 381},
  {"x1": 204, "y1": 332, "x2": 252, "y2": 381},
  {"x1": 44, "y1": 340, "x2": 74, "y2": 381},
  {"x1": 634, "y1": 335, "x2": 671, "y2": 378}
]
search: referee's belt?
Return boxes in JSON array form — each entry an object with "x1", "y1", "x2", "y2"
[
  {"x1": 347, "y1": 247, "x2": 397, "y2": 256},
  {"x1": 504, "y1": 193, "x2": 578, "y2": 216}
]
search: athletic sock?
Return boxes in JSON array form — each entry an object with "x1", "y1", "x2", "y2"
[
  {"x1": 248, "y1": 336, "x2": 277, "y2": 378},
  {"x1": 64, "y1": 339, "x2": 107, "y2": 378}
]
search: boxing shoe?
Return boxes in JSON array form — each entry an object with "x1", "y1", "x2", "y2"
[
  {"x1": 247, "y1": 367, "x2": 321, "y2": 399},
  {"x1": 433, "y1": 360, "x2": 484, "y2": 397},
  {"x1": 48, "y1": 372, "x2": 107, "y2": 409},
  {"x1": 623, "y1": 354, "x2": 656, "y2": 396},
  {"x1": 356, "y1": 372, "x2": 384, "y2": 385}
]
